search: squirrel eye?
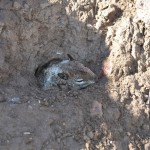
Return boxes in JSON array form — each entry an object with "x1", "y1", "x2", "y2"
[
  {"x1": 58, "y1": 73, "x2": 69, "y2": 80},
  {"x1": 76, "y1": 79, "x2": 84, "y2": 82}
]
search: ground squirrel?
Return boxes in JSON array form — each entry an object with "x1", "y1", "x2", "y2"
[{"x1": 35, "y1": 54, "x2": 97, "y2": 90}]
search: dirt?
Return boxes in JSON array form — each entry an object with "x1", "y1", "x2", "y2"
[{"x1": 0, "y1": 0, "x2": 150, "y2": 150}]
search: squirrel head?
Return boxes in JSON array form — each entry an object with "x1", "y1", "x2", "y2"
[{"x1": 35, "y1": 54, "x2": 97, "y2": 90}]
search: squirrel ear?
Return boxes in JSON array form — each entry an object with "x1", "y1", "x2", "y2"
[
  {"x1": 67, "y1": 54, "x2": 74, "y2": 61},
  {"x1": 58, "y1": 72, "x2": 69, "y2": 80}
]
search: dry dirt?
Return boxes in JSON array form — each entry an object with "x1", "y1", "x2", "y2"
[{"x1": 0, "y1": 0, "x2": 150, "y2": 150}]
